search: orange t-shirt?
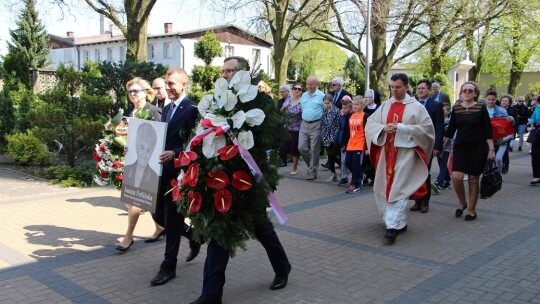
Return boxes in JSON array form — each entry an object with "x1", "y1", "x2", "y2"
[{"x1": 346, "y1": 112, "x2": 366, "y2": 151}]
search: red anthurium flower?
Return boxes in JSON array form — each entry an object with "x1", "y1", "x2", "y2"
[
  {"x1": 206, "y1": 169, "x2": 229, "y2": 189},
  {"x1": 217, "y1": 145, "x2": 239, "y2": 161},
  {"x1": 231, "y1": 170, "x2": 252, "y2": 191},
  {"x1": 214, "y1": 189, "x2": 232, "y2": 213},
  {"x1": 183, "y1": 163, "x2": 199, "y2": 187},
  {"x1": 116, "y1": 174, "x2": 123, "y2": 181},
  {"x1": 178, "y1": 151, "x2": 197, "y2": 166},
  {"x1": 99, "y1": 144, "x2": 106, "y2": 152},
  {"x1": 215, "y1": 126, "x2": 226, "y2": 136},
  {"x1": 113, "y1": 161, "x2": 123, "y2": 169},
  {"x1": 188, "y1": 191, "x2": 202, "y2": 212},
  {"x1": 191, "y1": 136, "x2": 202, "y2": 147},
  {"x1": 93, "y1": 151, "x2": 102, "y2": 162},
  {"x1": 170, "y1": 180, "x2": 182, "y2": 202},
  {"x1": 100, "y1": 171, "x2": 108, "y2": 178}
]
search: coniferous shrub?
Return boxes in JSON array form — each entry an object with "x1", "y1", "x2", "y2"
[{"x1": 6, "y1": 131, "x2": 50, "y2": 165}]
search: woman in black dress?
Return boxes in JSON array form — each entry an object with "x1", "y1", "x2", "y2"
[{"x1": 444, "y1": 81, "x2": 495, "y2": 221}]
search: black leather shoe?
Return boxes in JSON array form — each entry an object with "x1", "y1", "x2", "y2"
[
  {"x1": 385, "y1": 229, "x2": 397, "y2": 243},
  {"x1": 420, "y1": 201, "x2": 429, "y2": 213},
  {"x1": 150, "y1": 270, "x2": 176, "y2": 286},
  {"x1": 186, "y1": 241, "x2": 201, "y2": 262},
  {"x1": 144, "y1": 230, "x2": 166, "y2": 243},
  {"x1": 409, "y1": 201, "x2": 421, "y2": 211},
  {"x1": 455, "y1": 203, "x2": 468, "y2": 218},
  {"x1": 115, "y1": 240, "x2": 134, "y2": 251},
  {"x1": 270, "y1": 265, "x2": 291, "y2": 290},
  {"x1": 464, "y1": 213, "x2": 477, "y2": 221},
  {"x1": 189, "y1": 296, "x2": 222, "y2": 304}
]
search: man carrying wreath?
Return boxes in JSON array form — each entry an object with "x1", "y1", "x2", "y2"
[{"x1": 189, "y1": 57, "x2": 292, "y2": 304}]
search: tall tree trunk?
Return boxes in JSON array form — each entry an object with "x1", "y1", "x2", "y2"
[
  {"x1": 370, "y1": 0, "x2": 390, "y2": 100},
  {"x1": 428, "y1": 2, "x2": 442, "y2": 77},
  {"x1": 272, "y1": 40, "x2": 291, "y2": 85}
]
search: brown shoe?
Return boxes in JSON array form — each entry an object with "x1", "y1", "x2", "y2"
[
  {"x1": 306, "y1": 173, "x2": 316, "y2": 180},
  {"x1": 420, "y1": 201, "x2": 429, "y2": 213},
  {"x1": 410, "y1": 201, "x2": 421, "y2": 211}
]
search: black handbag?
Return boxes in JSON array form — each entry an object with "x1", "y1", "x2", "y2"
[
  {"x1": 480, "y1": 159, "x2": 502, "y2": 199},
  {"x1": 526, "y1": 128, "x2": 539, "y2": 144}
]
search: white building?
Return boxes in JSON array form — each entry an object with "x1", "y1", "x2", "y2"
[{"x1": 48, "y1": 23, "x2": 274, "y2": 76}]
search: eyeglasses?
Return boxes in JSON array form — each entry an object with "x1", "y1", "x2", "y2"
[
  {"x1": 461, "y1": 89, "x2": 474, "y2": 94},
  {"x1": 331, "y1": 83, "x2": 340, "y2": 86},
  {"x1": 517, "y1": 100, "x2": 524, "y2": 102},
  {"x1": 221, "y1": 69, "x2": 235, "y2": 74},
  {"x1": 127, "y1": 89, "x2": 145, "y2": 95},
  {"x1": 152, "y1": 86, "x2": 163, "y2": 90},
  {"x1": 293, "y1": 87, "x2": 303, "y2": 91}
]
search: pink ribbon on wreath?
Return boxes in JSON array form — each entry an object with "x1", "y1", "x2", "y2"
[{"x1": 185, "y1": 119, "x2": 288, "y2": 224}]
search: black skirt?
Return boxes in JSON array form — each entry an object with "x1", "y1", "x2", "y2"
[{"x1": 452, "y1": 142, "x2": 489, "y2": 176}]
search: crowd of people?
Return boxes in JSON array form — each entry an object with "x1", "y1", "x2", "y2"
[{"x1": 109, "y1": 55, "x2": 539, "y2": 303}]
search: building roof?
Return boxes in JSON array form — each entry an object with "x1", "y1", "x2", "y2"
[{"x1": 49, "y1": 25, "x2": 273, "y2": 49}]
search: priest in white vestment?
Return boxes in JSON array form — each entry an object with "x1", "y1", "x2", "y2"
[{"x1": 365, "y1": 73, "x2": 435, "y2": 243}]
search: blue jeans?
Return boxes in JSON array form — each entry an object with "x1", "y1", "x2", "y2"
[{"x1": 513, "y1": 124, "x2": 526, "y2": 149}]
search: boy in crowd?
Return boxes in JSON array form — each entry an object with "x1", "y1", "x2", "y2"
[
  {"x1": 345, "y1": 96, "x2": 367, "y2": 193},
  {"x1": 336, "y1": 97, "x2": 353, "y2": 186},
  {"x1": 435, "y1": 104, "x2": 452, "y2": 190}
]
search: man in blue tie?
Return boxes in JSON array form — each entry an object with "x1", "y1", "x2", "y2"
[
  {"x1": 410, "y1": 79, "x2": 445, "y2": 213},
  {"x1": 330, "y1": 77, "x2": 352, "y2": 110}
]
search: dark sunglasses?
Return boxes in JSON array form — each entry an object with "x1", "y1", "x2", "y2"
[
  {"x1": 127, "y1": 89, "x2": 145, "y2": 95},
  {"x1": 293, "y1": 87, "x2": 303, "y2": 91},
  {"x1": 461, "y1": 89, "x2": 474, "y2": 94}
]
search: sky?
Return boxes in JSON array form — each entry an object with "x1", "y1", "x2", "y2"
[{"x1": 0, "y1": 0, "x2": 246, "y2": 56}]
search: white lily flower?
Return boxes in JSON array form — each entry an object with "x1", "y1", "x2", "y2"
[
  {"x1": 244, "y1": 108, "x2": 266, "y2": 126},
  {"x1": 214, "y1": 78, "x2": 229, "y2": 97},
  {"x1": 237, "y1": 84, "x2": 259, "y2": 103},
  {"x1": 238, "y1": 130, "x2": 255, "y2": 150},
  {"x1": 231, "y1": 110, "x2": 246, "y2": 129},
  {"x1": 229, "y1": 70, "x2": 251, "y2": 90},
  {"x1": 198, "y1": 94, "x2": 214, "y2": 116},
  {"x1": 202, "y1": 132, "x2": 227, "y2": 158},
  {"x1": 220, "y1": 90, "x2": 238, "y2": 111},
  {"x1": 207, "y1": 113, "x2": 229, "y2": 127}
]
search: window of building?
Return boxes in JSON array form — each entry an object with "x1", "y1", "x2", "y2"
[
  {"x1": 107, "y1": 48, "x2": 113, "y2": 62},
  {"x1": 95, "y1": 49, "x2": 101, "y2": 61},
  {"x1": 119, "y1": 46, "x2": 125, "y2": 61},
  {"x1": 252, "y1": 48, "x2": 261, "y2": 67},
  {"x1": 83, "y1": 50, "x2": 90, "y2": 62},
  {"x1": 163, "y1": 42, "x2": 172, "y2": 59},
  {"x1": 148, "y1": 44, "x2": 155, "y2": 60},
  {"x1": 225, "y1": 46, "x2": 234, "y2": 58}
]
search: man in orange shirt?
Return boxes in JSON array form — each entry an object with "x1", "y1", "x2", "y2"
[{"x1": 344, "y1": 96, "x2": 367, "y2": 193}]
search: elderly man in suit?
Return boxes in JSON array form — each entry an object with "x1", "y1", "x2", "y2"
[
  {"x1": 431, "y1": 82, "x2": 451, "y2": 106},
  {"x1": 150, "y1": 67, "x2": 202, "y2": 286},
  {"x1": 330, "y1": 77, "x2": 353, "y2": 110},
  {"x1": 410, "y1": 79, "x2": 445, "y2": 213}
]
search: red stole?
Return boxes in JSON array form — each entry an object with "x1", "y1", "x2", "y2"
[{"x1": 369, "y1": 102, "x2": 428, "y2": 202}]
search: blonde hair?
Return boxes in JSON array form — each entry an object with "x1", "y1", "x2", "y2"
[{"x1": 126, "y1": 77, "x2": 155, "y2": 102}]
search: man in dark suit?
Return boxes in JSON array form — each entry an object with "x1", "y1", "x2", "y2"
[
  {"x1": 330, "y1": 77, "x2": 352, "y2": 110},
  {"x1": 431, "y1": 82, "x2": 451, "y2": 106},
  {"x1": 190, "y1": 56, "x2": 291, "y2": 304},
  {"x1": 411, "y1": 79, "x2": 445, "y2": 213},
  {"x1": 150, "y1": 67, "x2": 202, "y2": 286}
]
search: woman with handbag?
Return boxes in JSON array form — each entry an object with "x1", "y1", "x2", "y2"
[
  {"x1": 444, "y1": 82, "x2": 495, "y2": 221},
  {"x1": 485, "y1": 91, "x2": 514, "y2": 174},
  {"x1": 529, "y1": 96, "x2": 540, "y2": 185}
]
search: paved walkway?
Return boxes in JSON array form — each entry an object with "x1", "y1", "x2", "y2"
[{"x1": 0, "y1": 150, "x2": 539, "y2": 303}]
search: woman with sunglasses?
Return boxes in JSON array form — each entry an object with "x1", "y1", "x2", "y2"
[
  {"x1": 444, "y1": 82, "x2": 495, "y2": 222},
  {"x1": 115, "y1": 77, "x2": 165, "y2": 251},
  {"x1": 280, "y1": 83, "x2": 303, "y2": 175}
]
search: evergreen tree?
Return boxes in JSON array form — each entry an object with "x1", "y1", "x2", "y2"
[
  {"x1": 0, "y1": 92, "x2": 17, "y2": 151},
  {"x1": 194, "y1": 31, "x2": 223, "y2": 65},
  {"x1": 3, "y1": 0, "x2": 50, "y2": 89}
]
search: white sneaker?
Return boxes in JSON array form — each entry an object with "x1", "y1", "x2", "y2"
[{"x1": 326, "y1": 173, "x2": 337, "y2": 182}]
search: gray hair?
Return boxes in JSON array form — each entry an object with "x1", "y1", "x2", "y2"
[
  {"x1": 279, "y1": 84, "x2": 291, "y2": 92},
  {"x1": 331, "y1": 77, "x2": 344, "y2": 86},
  {"x1": 432, "y1": 82, "x2": 441, "y2": 89}
]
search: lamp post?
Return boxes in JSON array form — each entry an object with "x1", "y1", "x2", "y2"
[{"x1": 364, "y1": 0, "x2": 371, "y2": 92}]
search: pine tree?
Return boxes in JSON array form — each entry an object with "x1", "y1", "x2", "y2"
[{"x1": 3, "y1": 0, "x2": 50, "y2": 89}]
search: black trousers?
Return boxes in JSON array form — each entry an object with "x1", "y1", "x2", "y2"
[
  {"x1": 532, "y1": 139, "x2": 540, "y2": 178},
  {"x1": 153, "y1": 178, "x2": 193, "y2": 271},
  {"x1": 201, "y1": 218, "x2": 290, "y2": 298}
]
